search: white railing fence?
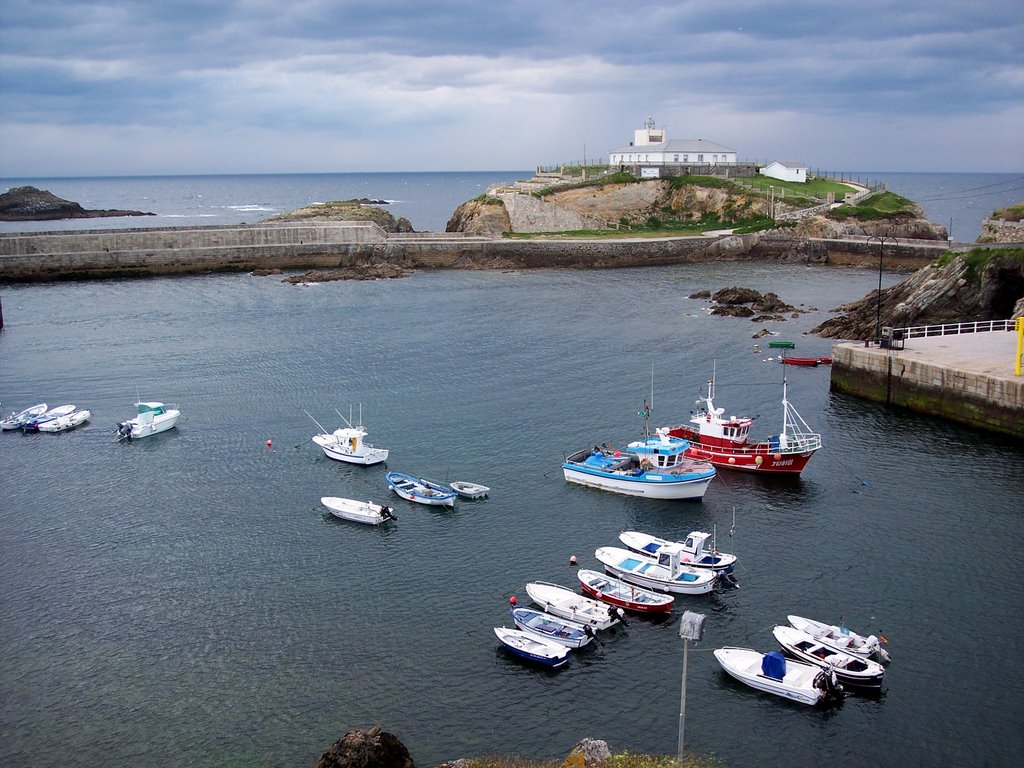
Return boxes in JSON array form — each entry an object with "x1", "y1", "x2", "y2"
[{"x1": 897, "y1": 319, "x2": 1016, "y2": 339}]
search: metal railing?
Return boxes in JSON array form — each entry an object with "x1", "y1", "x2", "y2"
[{"x1": 897, "y1": 319, "x2": 1016, "y2": 339}]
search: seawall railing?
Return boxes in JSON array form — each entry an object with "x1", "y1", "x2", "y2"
[{"x1": 896, "y1": 319, "x2": 1016, "y2": 339}]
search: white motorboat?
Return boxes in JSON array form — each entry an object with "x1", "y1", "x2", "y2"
[
  {"x1": 449, "y1": 480, "x2": 489, "y2": 499},
  {"x1": 714, "y1": 647, "x2": 842, "y2": 706},
  {"x1": 37, "y1": 409, "x2": 91, "y2": 433},
  {"x1": 308, "y1": 407, "x2": 388, "y2": 466},
  {"x1": 772, "y1": 625, "x2": 885, "y2": 689},
  {"x1": 523, "y1": 581, "x2": 624, "y2": 631},
  {"x1": 787, "y1": 614, "x2": 890, "y2": 663},
  {"x1": 594, "y1": 546, "x2": 717, "y2": 595},
  {"x1": 1, "y1": 403, "x2": 47, "y2": 430},
  {"x1": 619, "y1": 529, "x2": 738, "y2": 573},
  {"x1": 21, "y1": 404, "x2": 76, "y2": 431},
  {"x1": 116, "y1": 401, "x2": 180, "y2": 440},
  {"x1": 321, "y1": 496, "x2": 397, "y2": 525}
]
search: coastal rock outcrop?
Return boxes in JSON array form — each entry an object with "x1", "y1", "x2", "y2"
[
  {"x1": 810, "y1": 251, "x2": 1024, "y2": 339},
  {"x1": 792, "y1": 210, "x2": 947, "y2": 240},
  {"x1": 445, "y1": 197, "x2": 511, "y2": 236},
  {"x1": 447, "y1": 178, "x2": 769, "y2": 234},
  {"x1": 978, "y1": 203, "x2": 1024, "y2": 243},
  {"x1": 265, "y1": 199, "x2": 414, "y2": 233},
  {"x1": 0, "y1": 185, "x2": 155, "y2": 221},
  {"x1": 314, "y1": 725, "x2": 415, "y2": 768}
]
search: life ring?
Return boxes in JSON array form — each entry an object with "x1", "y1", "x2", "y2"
[{"x1": 706, "y1": 413, "x2": 711, "y2": 422}]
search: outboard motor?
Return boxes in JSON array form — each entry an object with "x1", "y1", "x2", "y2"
[
  {"x1": 116, "y1": 421, "x2": 132, "y2": 439},
  {"x1": 815, "y1": 668, "x2": 844, "y2": 701},
  {"x1": 615, "y1": 607, "x2": 628, "y2": 626}
]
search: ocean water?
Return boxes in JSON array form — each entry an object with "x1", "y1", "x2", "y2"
[
  {"x1": 1, "y1": 262, "x2": 1022, "y2": 767},
  {"x1": 1, "y1": 171, "x2": 1022, "y2": 242}
]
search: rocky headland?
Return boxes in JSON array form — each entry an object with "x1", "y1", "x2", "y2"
[
  {"x1": 264, "y1": 198, "x2": 414, "y2": 233},
  {"x1": 0, "y1": 185, "x2": 155, "y2": 221}
]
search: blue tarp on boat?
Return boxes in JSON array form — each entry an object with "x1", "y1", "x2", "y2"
[{"x1": 762, "y1": 651, "x2": 786, "y2": 680}]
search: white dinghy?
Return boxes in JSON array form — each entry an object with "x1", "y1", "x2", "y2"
[
  {"x1": 449, "y1": 481, "x2": 489, "y2": 499},
  {"x1": 321, "y1": 497, "x2": 397, "y2": 525},
  {"x1": 1, "y1": 403, "x2": 47, "y2": 430},
  {"x1": 37, "y1": 409, "x2": 91, "y2": 433}
]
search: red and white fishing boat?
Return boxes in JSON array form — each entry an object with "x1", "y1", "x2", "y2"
[{"x1": 666, "y1": 374, "x2": 822, "y2": 475}]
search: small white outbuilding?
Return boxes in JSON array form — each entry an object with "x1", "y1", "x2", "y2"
[{"x1": 760, "y1": 161, "x2": 808, "y2": 183}]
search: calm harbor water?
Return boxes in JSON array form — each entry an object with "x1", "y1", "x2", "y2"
[
  {"x1": 1, "y1": 171, "x2": 1022, "y2": 241},
  {"x1": 2, "y1": 262, "x2": 1022, "y2": 767}
]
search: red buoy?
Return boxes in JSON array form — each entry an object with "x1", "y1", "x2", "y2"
[
  {"x1": 266, "y1": 439, "x2": 272, "y2": 447},
  {"x1": 569, "y1": 555, "x2": 578, "y2": 565},
  {"x1": 509, "y1": 595, "x2": 517, "y2": 605}
]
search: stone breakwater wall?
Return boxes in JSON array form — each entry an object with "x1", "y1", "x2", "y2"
[
  {"x1": 830, "y1": 339, "x2": 1024, "y2": 438},
  {"x1": 0, "y1": 222, "x2": 945, "y2": 282}
]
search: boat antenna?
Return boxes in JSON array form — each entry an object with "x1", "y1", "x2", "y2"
[
  {"x1": 639, "y1": 398, "x2": 652, "y2": 438},
  {"x1": 305, "y1": 410, "x2": 330, "y2": 435},
  {"x1": 334, "y1": 408, "x2": 354, "y2": 429}
]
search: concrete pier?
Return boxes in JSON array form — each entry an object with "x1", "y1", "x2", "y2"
[{"x1": 830, "y1": 325, "x2": 1024, "y2": 437}]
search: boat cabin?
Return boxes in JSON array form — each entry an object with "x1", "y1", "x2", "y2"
[
  {"x1": 137, "y1": 402, "x2": 168, "y2": 415},
  {"x1": 627, "y1": 429, "x2": 692, "y2": 470}
]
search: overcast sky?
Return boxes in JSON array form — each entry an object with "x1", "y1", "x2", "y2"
[{"x1": 1, "y1": 0, "x2": 1021, "y2": 177}]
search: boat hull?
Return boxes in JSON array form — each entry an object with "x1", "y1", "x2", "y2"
[
  {"x1": 385, "y1": 472, "x2": 456, "y2": 507},
  {"x1": 773, "y1": 626, "x2": 884, "y2": 689},
  {"x1": 577, "y1": 569, "x2": 674, "y2": 614},
  {"x1": 510, "y1": 607, "x2": 594, "y2": 649},
  {"x1": 450, "y1": 481, "x2": 489, "y2": 499},
  {"x1": 561, "y1": 464, "x2": 713, "y2": 500},
  {"x1": 524, "y1": 582, "x2": 621, "y2": 631},
  {"x1": 669, "y1": 425, "x2": 815, "y2": 475},
  {"x1": 121, "y1": 413, "x2": 179, "y2": 439},
  {"x1": 313, "y1": 434, "x2": 389, "y2": 465},
  {"x1": 714, "y1": 647, "x2": 829, "y2": 706},
  {"x1": 321, "y1": 497, "x2": 395, "y2": 525},
  {"x1": 37, "y1": 410, "x2": 91, "y2": 433},
  {"x1": 1, "y1": 403, "x2": 48, "y2": 430}
]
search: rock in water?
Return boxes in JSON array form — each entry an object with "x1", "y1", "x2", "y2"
[
  {"x1": 314, "y1": 725, "x2": 416, "y2": 768},
  {"x1": 0, "y1": 185, "x2": 155, "y2": 221}
]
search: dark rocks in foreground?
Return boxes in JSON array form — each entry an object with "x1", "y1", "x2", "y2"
[
  {"x1": 315, "y1": 726, "x2": 415, "y2": 768},
  {"x1": 0, "y1": 185, "x2": 155, "y2": 221},
  {"x1": 313, "y1": 726, "x2": 614, "y2": 768}
]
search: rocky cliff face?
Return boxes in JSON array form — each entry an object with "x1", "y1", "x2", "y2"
[
  {"x1": 811, "y1": 251, "x2": 1024, "y2": 339},
  {"x1": 0, "y1": 185, "x2": 155, "y2": 221},
  {"x1": 446, "y1": 180, "x2": 769, "y2": 234}
]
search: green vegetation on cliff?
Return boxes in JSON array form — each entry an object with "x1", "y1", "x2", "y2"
[
  {"x1": 829, "y1": 190, "x2": 918, "y2": 221},
  {"x1": 935, "y1": 247, "x2": 1024, "y2": 282},
  {"x1": 456, "y1": 752, "x2": 716, "y2": 768},
  {"x1": 991, "y1": 203, "x2": 1024, "y2": 222}
]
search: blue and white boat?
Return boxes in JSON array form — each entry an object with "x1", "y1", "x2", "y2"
[
  {"x1": 385, "y1": 471, "x2": 457, "y2": 507},
  {"x1": 21, "y1": 404, "x2": 76, "y2": 432},
  {"x1": 493, "y1": 627, "x2": 570, "y2": 668},
  {"x1": 562, "y1": 427, "x2": 716, "y2": 500},
  {"x1": 595, "y1": 546, "x2": 718, "y2": 595},
  {"x1": 1, "y1": 403, "x2": 48, "y2": 430},
  {"x1": 509, "y1": 606, "x2": 595, "y2": 649}
]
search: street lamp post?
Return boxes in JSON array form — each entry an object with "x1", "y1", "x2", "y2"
[
  {"x1": 678, "y1": 611, "x2": 706, "y2": 761},
  {"x1": 867, "y1": 233, "x2": 897, "y2": 343}
]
